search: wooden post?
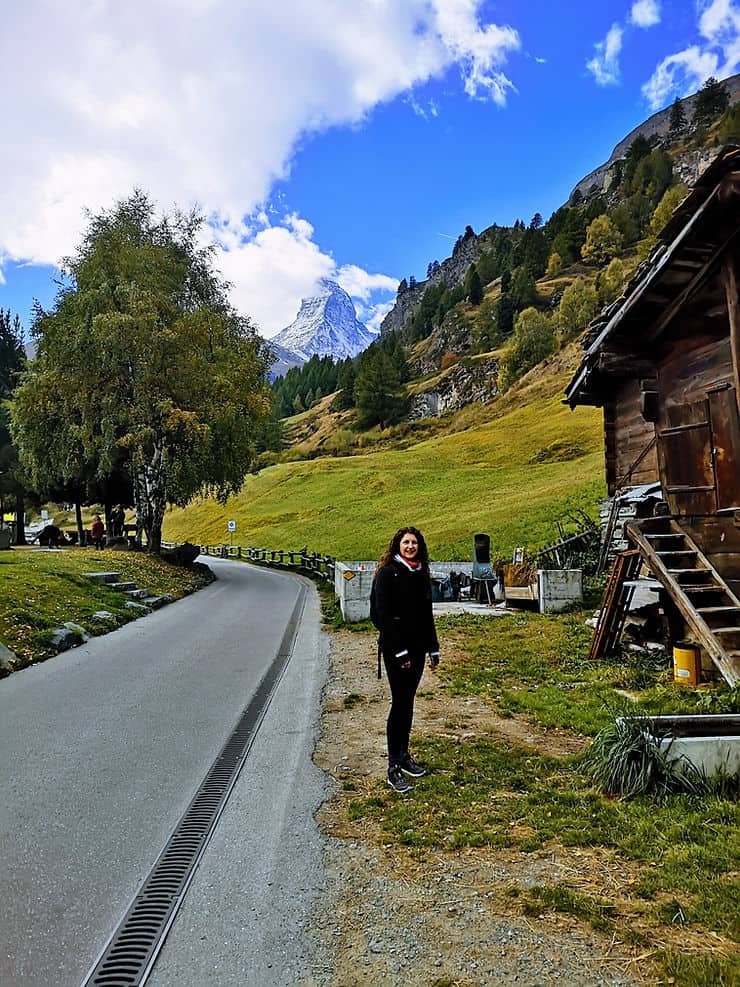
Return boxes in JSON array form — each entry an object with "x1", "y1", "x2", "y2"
[{"x1": 723, "y1": 255, "x2": 740, "y2": 415}]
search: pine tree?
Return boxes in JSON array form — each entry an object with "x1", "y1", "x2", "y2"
[
  {"x1": 467, "y1": 268, "x2": 483, "y2": 306},
  {"x1": 667, "y1": 97, "x2": 686, "y2": 140},
  {"x1": 0, "y1": 309, "x2": 26, "y2": 543},
  {"x1": 0, "y1": 310, "x2": 24, "y2": 398},
  {"x1": 693, "y1": 77, "x2": 730, "y2": 128},
  {"x1": 353, "y1": 350, "x2": 407, "y2": 428}
]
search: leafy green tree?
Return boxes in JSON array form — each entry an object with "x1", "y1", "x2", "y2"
[
  {"x1": 650, "y1": 182, "x2": 688, "y2": 234},
  {"x1": 718, "y1": 102, "x2": 740, "y2": 144},
  {"x1": 557, "y1": 277, "x2": 599, "y2": 342},
  {"x1": 11, "y1": 191, "x2": 271, "y2": 553},
  {"x1": 353, "y1": 349, "x2": 407, "y2": 428},
  {"x1": 546, "y1": 251, "x2": 564, "y2": 277},
  {"x1": 473, "y1": 296, "x2": 500, "y2": 351},
  {"x1": 692, "y1": 76, "x2": 730, "y2": 128},
  {"x1": 628, "y1": 149, "x2": 673, "y2": 205},
  {"x1": 597, "y1": 257, "x2": 626, "y2": 305},
  {"x1": 636, "y1": 181, "x2": 689, "y2": 259},
  {"x1": 498, "y1": 308, "x2": 555, "y2": 390},
  {"x1": 581, "y1": 214, "x2": 623, "y2": 265}
]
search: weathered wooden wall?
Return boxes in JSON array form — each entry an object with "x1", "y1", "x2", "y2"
[{"x1": 603, "y1": 378, "x2": 659, "y2": 494}]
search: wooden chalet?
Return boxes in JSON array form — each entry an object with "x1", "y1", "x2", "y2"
[{"x1": 566, "y1": 145, "x2": 740, "y2": 686}]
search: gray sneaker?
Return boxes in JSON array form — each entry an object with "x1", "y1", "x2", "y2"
[
  {"x1": 387, "y1": 766, "x2": 413, "y2": 793},
  {"x1": 401, "y1": 753, "x2": 426, "y2": 777}
]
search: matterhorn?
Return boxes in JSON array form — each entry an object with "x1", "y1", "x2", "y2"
[{"x1": 269, "y1": 279, "x2": 376, "y2": 373}]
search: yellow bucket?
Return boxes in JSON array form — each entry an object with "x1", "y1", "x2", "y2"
[{"x1": 673, "y1": 642, "x2": 700, "y2": 686}]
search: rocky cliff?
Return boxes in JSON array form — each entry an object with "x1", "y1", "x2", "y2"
[
  {"x1": 408, "y1": 356, "x2": 500, "y2": 420},
  {"x1": 379, "y1": 231, "x2": 481, "y2": 336},
  {"x1": 571, "y1": 72, "x2": 740, "y2": 201}
]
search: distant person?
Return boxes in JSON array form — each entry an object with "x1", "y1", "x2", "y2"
[
  {"x1": 372, "y1": 526, "x2": 440, "y2": 794},
  {"x1": 449, "y1": 569, "x2": 462, "y2": 602},
  {"x1": 110, "y1": 505, "x2": 125, "y2": 538},
  {"x1": 90, "y1": 514, "x2": 105, "y2": 549}
]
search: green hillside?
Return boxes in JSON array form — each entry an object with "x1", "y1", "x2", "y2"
[{"x1": 164, "y1": 346, "x2": 604, "y2": 560}]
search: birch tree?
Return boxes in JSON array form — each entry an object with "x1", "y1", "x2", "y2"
[{"x1": 11, "y1": 192, "x2": 271, "y2": 552}]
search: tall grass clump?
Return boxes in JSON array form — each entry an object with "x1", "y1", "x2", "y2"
[{"x1": 583, "y1": 715, "x2": 708, "y2": 798}]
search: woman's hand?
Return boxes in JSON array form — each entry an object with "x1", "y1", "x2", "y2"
[{"x1": 428, "y1": 652, "x2": 439, "y2": 669}]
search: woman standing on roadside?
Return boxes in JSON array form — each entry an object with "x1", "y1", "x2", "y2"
[{"x1": 373, "y1": 526, "x2": 440, "y2": 793}]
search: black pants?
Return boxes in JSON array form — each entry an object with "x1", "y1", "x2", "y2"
[{"x1": 383, "y1": 649, "x2": 425, "y2": 768}]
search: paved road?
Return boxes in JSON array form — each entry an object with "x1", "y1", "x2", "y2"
[{"x1": 0, "y1": 559, "x2": 328, "y2": 987}]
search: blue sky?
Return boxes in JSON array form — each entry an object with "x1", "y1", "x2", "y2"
[{"x1": 1, "y1": 1, "x2": 737, "y2": 338}]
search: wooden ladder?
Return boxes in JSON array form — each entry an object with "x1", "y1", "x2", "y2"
[
  {"x1": 588, "y1": 549, "x2": 642, "y2": 661},
  {"x1": 626, "y1": 517, "x2": 740, "y2": 687}
]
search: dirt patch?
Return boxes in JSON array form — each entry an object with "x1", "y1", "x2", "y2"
[{"x1": 299, "y1": 630, "x2": 647, "y2": 986}]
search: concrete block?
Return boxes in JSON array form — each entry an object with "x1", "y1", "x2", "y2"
[
  {"x1": 335, "y1": 562, "x2": 376, "y2": 623},
  {"x1": 537, "y1": 569, "x2": 582, "y2": 613}
]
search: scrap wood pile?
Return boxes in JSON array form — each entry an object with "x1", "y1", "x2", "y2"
[{"x1": 536, "y1": 511, "x2": 600, "y2": 573}]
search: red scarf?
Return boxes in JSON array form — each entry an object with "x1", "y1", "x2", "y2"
[{"x1": 395, "y1": 553, "x2": 421, "y2": 571}]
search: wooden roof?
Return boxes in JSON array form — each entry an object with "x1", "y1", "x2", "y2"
[{"x1": 566, "y1": 145, "x2": 740, "y2": 407}]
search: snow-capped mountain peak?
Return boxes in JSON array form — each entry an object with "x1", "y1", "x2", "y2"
[{"x1": 271, "y1": 279, "x2": 376, "y2": 363}]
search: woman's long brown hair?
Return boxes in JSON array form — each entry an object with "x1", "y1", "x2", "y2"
[{"x1": 376, "y1": 526, "x2": 431, "y2": 579}]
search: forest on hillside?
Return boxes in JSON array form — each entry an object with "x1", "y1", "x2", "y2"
[{"x1": 265, "y1": 76, "x2": 740, "y2": 448}]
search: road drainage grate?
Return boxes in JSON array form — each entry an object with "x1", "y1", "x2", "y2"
[{"x1": 81, "y1": 584, "x2": 307, "y2": 986}]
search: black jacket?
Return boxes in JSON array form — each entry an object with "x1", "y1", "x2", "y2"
[{"x1": 374, "y1": 559, "x2": 439, "y2": 659}]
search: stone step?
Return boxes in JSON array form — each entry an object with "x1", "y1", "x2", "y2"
[
  {"x1": 110, "y1": 582, "x2": 137, "y2": 592},
  {"x1": 83, "y1": 571, "x2": 121, "y2": 584},
  {"x1": 141, "y1": 593, "x2": 175, "y2": 610},
  {"x1": 125, "y1": 588, "x2": 149, "y2": 599}
]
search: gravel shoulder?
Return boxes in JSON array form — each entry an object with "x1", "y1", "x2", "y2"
[{"x1": 300, "y1": 629, "x2": 643, "y2": 987}]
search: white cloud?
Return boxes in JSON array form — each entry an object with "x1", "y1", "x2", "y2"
[
  {"x1": 0, "y1": 0, "x2": 522, "y2": 334},
  {"x1": 698, "y1": 0, "x2": 740, "y2": 76},
  {"x1": 641, "y1": 0, "x2": 740, "y2": 109},
  {"x1": 642, "y1": 46, "x2": 719, "y2": 108},
  {"x1": 586, "y1": 24, "x2": 624, "y2": 86},
  {"x1": 335, "y1": 265, "x2": 399, "y2": 301},
  {"x1": 699, "y1": 0, "x2": 740, "y2": 40},
  {"x1": 630, "y1": 0, "x2": 661, "y2": 28},
  {"x1": 431, "y1": 0, "x2": 520, "y2": 103},
  {"x1": 207, "y1": 215, "x2": 398, "y2": 337}
]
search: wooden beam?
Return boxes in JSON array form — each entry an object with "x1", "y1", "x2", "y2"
[
  {"x1": 644, "y1": 229, "x2": 740, "y2": 343},
  {"x1": 722, "y1": 253, "x2": 740, "y2": 412},
  {"x1": 597, "y1": 351, "x2": 655, "y2": 377}
]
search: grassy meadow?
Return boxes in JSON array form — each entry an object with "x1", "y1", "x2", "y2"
[
  {"x1": 0, "y1": 548, "x2": 212, "y2": 672},
  {"x1": 341, "y1": 612, "x2": 740, "y2": 986},
  {"x1": 164, "y1": 357, "x2": 606, "y2": 560}
]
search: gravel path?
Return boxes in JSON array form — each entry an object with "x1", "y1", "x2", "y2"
[{"x1": 299, "y1": 630, "x2": 642, "y2": 987}]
